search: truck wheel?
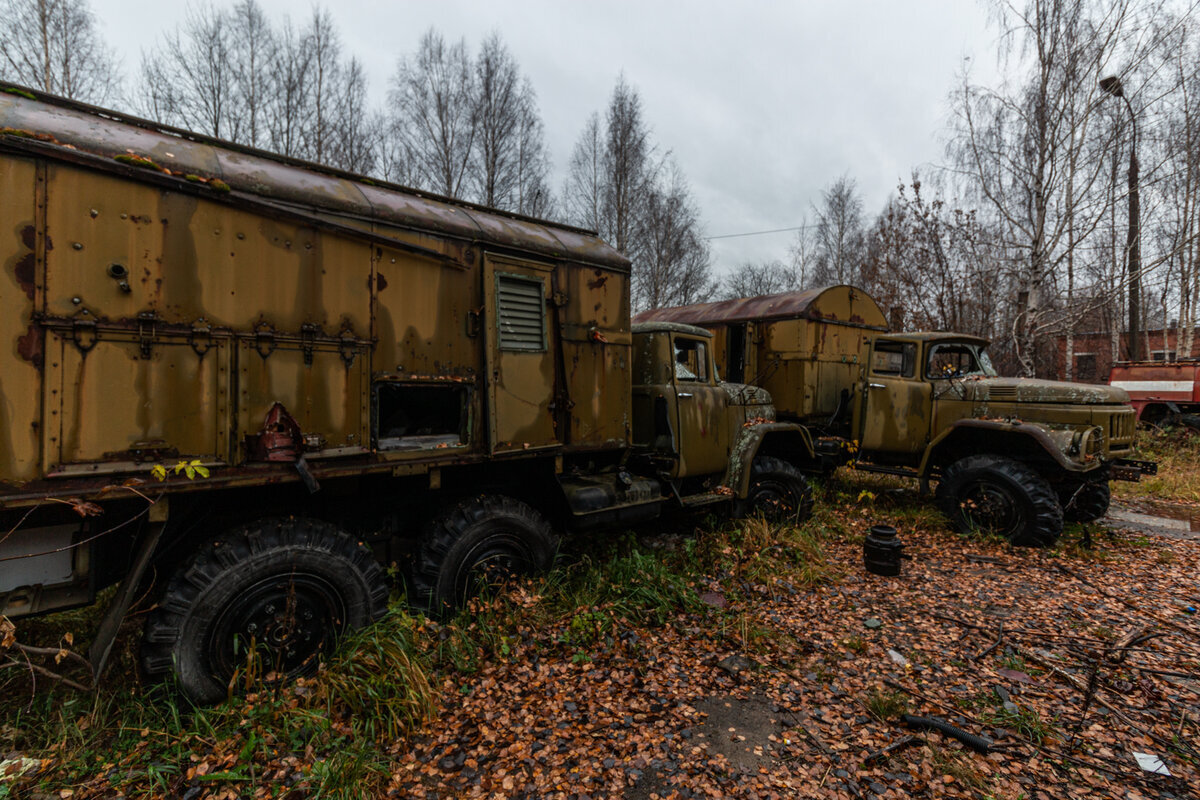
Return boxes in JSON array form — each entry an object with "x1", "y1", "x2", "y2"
[
  {"x1": 936, "y1": 456, "x2": 1063, "y2": 547},
  {"x1": 738, "y1": 456, "x2": 815, "y2": 523},
  {"x1": 412, "y1": 495, "x2": 557, "y2": 616},
  {"x1": 140, "y1": 518, "x2": 389, "y2": 705},
  {"x1": 1059, "y1": 479, "x2": 1111, "y2": 523},
  {"x1": 1180, "y1": 413, "x2": 1200, "y2": 431}
]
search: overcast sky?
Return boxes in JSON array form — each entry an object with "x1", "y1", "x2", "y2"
[{"x1": 88, "y1": 0, "x2": 1002, "y2": 276}]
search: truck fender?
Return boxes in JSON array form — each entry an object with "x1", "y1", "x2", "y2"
[
  {"x1": 727, "y1": 422, "x2": 815, "y2": 498},
  {"x1": 919, "y1": 418, "x2": 1095, "y2": 478}
]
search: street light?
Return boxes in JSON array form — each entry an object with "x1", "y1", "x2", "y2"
[{"x1": 1100, "y1": 75, "x2": 1141, "y2": 362}]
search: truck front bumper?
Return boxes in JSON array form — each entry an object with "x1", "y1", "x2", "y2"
[{"x1": 1109, "y1": 458, "x2": 1158, "y2": 482}]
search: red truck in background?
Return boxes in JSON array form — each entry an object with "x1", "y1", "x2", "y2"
[{"x1": 1109, "y1": 361, "x2": 1200, "y2": 428}]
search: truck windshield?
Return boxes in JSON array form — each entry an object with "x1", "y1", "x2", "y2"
[{"x1": 926, "y1": 343, "x2": 998, "y2": 379}]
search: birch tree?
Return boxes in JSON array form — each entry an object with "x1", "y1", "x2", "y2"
[{"x1": 0, "y1": 0, "x2": 118, "y2": 103}]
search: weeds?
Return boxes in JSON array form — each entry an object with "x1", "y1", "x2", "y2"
[{"x1": 860, "y1": 687, "x2": 909, "y2": 721}]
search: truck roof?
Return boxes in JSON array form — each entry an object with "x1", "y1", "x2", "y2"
[
  {"x1": 633, "y1": 285, "x2": 888, "y2": 329},
  {"x1": 0, "y1": 83, "x2": 629, "y2": 273},
  {"x1": 631, "y1": 321, "x2": 713, "y2": 338},
  {"x1": 881, "y1": 332, "x2": 992, "y2": 346}
]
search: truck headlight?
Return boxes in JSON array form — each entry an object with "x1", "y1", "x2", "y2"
[{"x1": 1077, "y1": 426, "x2": 1104, "y2": 456}]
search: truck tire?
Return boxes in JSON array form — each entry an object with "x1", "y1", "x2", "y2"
[
  {"x1": 936, "y1": 455, "x2": 1063, "y2": 547},
  {"x1": 140, "y1": 518, "x2": 389, "y2": 705},
  {"x1": 738, "y1": 456, "x2": 815, "y2": 523},
  {"x1": 1059, "y1": 479, "x2": 1111, "y2": 523},
  {"x1": 412, "y1": 495, "x2": 557, "y2": 617},
  {"x1": 1180, "y1": 413, "x2": 1200, "y2": 431}
]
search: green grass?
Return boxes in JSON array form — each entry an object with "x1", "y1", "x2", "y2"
[
  {"x1": 860, "y1": 687, "x2": 909, "y2": 721},
  {"x1": 1114, "y1": 427, "x2": 1200, "y2": 503}
]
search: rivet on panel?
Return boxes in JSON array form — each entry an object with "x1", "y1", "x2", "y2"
[
  {"x1": 72, "y1": 296, "x2": 82, "y2": 305},
  {"x1": 237, "y1": 232, "x2": 245, "y2": 240},
  {"x1": 72, "y1": 242, "x2": 83, "y2": 250},
  {"x1": 89, "y1": 209, "x2": 99, "y2": 218}
]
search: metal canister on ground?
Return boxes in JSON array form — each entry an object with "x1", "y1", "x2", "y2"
[{"x1": 864, "y1": 525, "x2": 904, "y2": 576}]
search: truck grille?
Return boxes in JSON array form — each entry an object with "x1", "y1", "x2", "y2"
[{"x1": 1108, "y1": 410, "x2": 1135, "y2": 452}]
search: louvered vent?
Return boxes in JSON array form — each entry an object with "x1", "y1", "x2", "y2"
[
  {"x1": 987, "y1": 386, "x2": 1019, "y2": 399},
  {"x1": 497, "y1": 275, "x2": 545, "y2": 351}
]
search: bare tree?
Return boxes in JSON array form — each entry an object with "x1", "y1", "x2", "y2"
[
  {"x1": 228, "y1": 0, "x2": 274, "y2": 148},
  {"x1": 636, "y1": 161, "x2": 715, "y2": 309},
  {"x1": 266, "y1": 15, "x2": 310, "y2": 157},
  {"x1": 720, "y1": 260, "x2": 800, "y2": 300},
  {"x1": 512, "y1": 82, "x2": 554, "y2": 217},
  {"x1": 864, "y1": 178, "x2": 1005, "y2": 340},
  {"x1": 389, "y1": 29, "x2": 477, "y2": 198},
  {"x1": 811, "y1": 176, "x2": 867, "y2": 286},
  {"x1": 137, "y1": 3, "x2": 235, "y2": 138},
  {"x1": 602, "y1": 75, "x2": 652, "y2": 255},
  {"x1": 301, "y1": 7, "x2": 340, "y2": 164},
  {"x1": 471, "y1": 33, "x2": 521, "y2": 207},
  {"x1": 326, "y1": 58, "x2": 385, "y2": 174},
  {"x1": 564, "y1": 112, "x2": 605, "y2": 231},
  {"x1": 949, "y1": 0, "x2": 1145, "y2": 375},
  {"x1": 0, "y1": 0, "x2": 118, "y2": 103}
]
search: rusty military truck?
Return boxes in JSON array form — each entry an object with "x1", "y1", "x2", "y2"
[
  {"x1": 636, "y1": 285, "x2": 1156, "y2": 547},
  {"x1": 0, "y1": 86, "x2": 815, "y2": 702}
]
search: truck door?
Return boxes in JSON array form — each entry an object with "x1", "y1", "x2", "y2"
[
  {"x1": 483, "y1": 255, "x2": 559, "y2": 454},
  {"x1": 671, "y1": 333, "x2": 729, "y2": 477},
  {"x1": 859, "y1": 338, "x2": 930, "y2": 463}
]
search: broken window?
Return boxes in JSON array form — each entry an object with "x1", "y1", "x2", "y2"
[
  {"x1": 374, "y1": 382, "x2": 468, "y2": 451},
  {"x1": 871, "y1": 340, "x2": 915, "y2": 378},
  {"x1": 926, "y1": 343, "x2": 986, "y2": 379},
  {"x1": 673, "y1": 338, "x2": 708, "y2": 382}
]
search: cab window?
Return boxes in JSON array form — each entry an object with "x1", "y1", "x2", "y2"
[
  {"x1": 926, "y1": 343, "x2": 981, "y2": 379},
  {"x1": 673, "y1": 338, "x2": 708, "y2": 382},
  {"x1": 871, "y1": 340, "x2": 915, "y2": 378}
]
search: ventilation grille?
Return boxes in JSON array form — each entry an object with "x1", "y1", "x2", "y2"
[
  {"x1": 987, "y1": 385, "x2": 1019, "y2": 399},
  {"x1": 497, "y1": 275, "x2": 545, "y2": 351}
]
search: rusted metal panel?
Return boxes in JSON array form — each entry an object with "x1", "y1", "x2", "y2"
[
  {"x1": 46, "y1": 328, "x2": 231, "y2": 474},
  {"x1": 0, "y1": 155, "x2": 42, "y2": 483},
  {"x1": 0, "y1": 84, "x2": 640, "y2": 507}
]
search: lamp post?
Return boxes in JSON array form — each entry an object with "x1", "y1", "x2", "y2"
[{"x1": 1100, "y1": 75, "x2": 1141, "y2": 362}]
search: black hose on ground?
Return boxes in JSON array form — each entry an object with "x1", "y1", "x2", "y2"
[{"x1": 900, "y1": 714, "x2": 994, "y2": 754}]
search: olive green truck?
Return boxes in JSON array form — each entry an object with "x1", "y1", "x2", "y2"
[
  {"x1": 636, "y1": 285, "x2": 1156, "y2": 547},
  {"x1": 0, "y1": 86, "x2": 814, "y2": 702}
]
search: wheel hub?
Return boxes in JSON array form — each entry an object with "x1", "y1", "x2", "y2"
[{"x1": 209, "y1": 572, "x2": 346, "y2": 680}]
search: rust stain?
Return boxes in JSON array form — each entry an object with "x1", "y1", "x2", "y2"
[
  {"x1": 376, "y1": 273, "x2": 388, "y2": 291},
  {"x1": 13, "y1": 252, "x2": 35, "y2": 300},
  {"x1": 16, "y1": 323, "x2": 43, "y2": 367},
  {"x1": 587, "y1": 273, "x2": 608, "y2": 290},
  {"x1": 20, "y1": 224, "x2": 35, "y2": 249}
]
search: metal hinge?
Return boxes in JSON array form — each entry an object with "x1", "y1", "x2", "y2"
[
  {"x1": 137, "y1": 311, "x2": 157, "y2": 358},
  {"x1": 301, "y1": 323, "x2": 319, "y2": 366},
  {"x1": 70, "y1": 314, "x2": 98, "y2": 353},
  {"x1": 254, "y1": 323, "x2": 276, "y2": 359}
]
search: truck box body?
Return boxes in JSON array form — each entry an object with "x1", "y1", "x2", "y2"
[
  {"x1": 0, "y1": 88, "x2": 631, "y2": 503},
  {"x1": 634, "y1": 286, "x2": 889, "y2": 427}
]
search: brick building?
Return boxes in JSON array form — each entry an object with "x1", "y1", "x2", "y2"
[{"x1": 1054, "y1": 327, "x2": 1200, "y2": 383}]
